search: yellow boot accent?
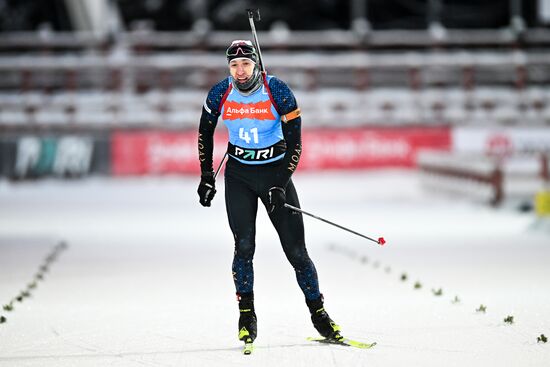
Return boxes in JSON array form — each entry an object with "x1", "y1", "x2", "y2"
[{"x1": 239, "y1": 327, "x2": 250, "y2": 340}]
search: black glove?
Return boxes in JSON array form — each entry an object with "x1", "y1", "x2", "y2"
[
  {"x1": 268, "y1": 187, "x2": 286, "y2": 213},
  {"x1": 197, "y1": 172, "x2": 216, "y2": 207}
]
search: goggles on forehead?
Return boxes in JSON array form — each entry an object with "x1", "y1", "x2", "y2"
[{"x1": 226, "y1": 44, "x2": 255, "y2": 57}]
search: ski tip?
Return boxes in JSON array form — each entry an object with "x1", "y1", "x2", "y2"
[{"x1": 378, "y1": 237, "x2": 386, "y2": 246}]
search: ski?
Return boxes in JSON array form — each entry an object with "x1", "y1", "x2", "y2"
[
  {"x1": 307, "y1": 335, "x2": 376, "y2": 349},
  {"x1": 242, "y1": 338, "x2": 254, "y2": 355}
]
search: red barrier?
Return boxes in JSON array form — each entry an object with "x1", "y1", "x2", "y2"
[
  {"x1": 111, "y1": 127, "x2": 450, "y2": 175},
  {"x1": 300, "y1": 127, "x2": 450, "y2": 170},
  {"x1": 112, "y1": 131, "x2": 228, "y2": 175}
]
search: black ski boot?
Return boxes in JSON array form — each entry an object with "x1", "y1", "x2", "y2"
[
  {"x1": 306, "y1": 295, "x2": 341, "y2": 339},
  {"x1": 237, "y1": 292, "x2": 257, "y2": 342}
]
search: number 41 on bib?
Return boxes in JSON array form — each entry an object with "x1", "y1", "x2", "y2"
[{"x1": 239, "y1": 127, "x2": 259, "y2": 144}]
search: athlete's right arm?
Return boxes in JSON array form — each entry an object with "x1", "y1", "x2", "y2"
[
  {"x1": 198, "y1": 79, "x2": 229, "y2": 174},
  {"x1": 198, "y1": 106, "x2": 217, "y2": 174}
]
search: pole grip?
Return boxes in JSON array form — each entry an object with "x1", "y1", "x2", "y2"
[{"x1": 246, "y1": 8, "x2": 261, "y2": 21}]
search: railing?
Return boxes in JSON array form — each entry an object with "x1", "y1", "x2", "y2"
[
  {"x1": 1, "y1": 87, "x2": 549, "y2": 130},
  {"x1": 418, "y1": 151, "x2": 550, "y2": 206},
  {"x1": 1, "y1": 50, "x2": 549, "y2": 90},
  {"x1": 1, "y1": 28, "x2": 550, "y2": 52}
]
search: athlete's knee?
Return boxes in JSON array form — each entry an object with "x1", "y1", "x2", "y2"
[
  {"x1": 284, "y1": 243, "x2": 309, "y2": 267},
  {"x1": 234, "y1": 237, "x2": 255, "y2": 259}
]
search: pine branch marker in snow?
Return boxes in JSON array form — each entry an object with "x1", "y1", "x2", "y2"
[
  {"x1": 476, "y1": 304, "x2": 487, "y2": 313},
  {"x1": 432, "y1": 288, "x2": 443, "y2": 296},
  {"x1": 1, "y1": 241, "x2": 68, "y2": 326}
]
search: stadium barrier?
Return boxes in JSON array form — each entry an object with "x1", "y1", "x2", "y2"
[
  {"x1": 111, "y1": 126, "x2": 451, "y2": 175},
  {"x1": 417, "y1": 151, "x2": 503, "y2": 206},
  {"x1": 0, "y1": 133, "x2": 110, "y2": 179},
  {"x1": 418, "y1": 151, "x2": 550, "y2": 207}
]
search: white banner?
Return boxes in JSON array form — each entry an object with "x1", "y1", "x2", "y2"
[{"x1": 452, "y1": 127, "x2": 550, "y2": 158}]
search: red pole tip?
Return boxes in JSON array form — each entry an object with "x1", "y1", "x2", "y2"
[{"x1": 378, "y1": 237, "x2": 386, "y2": 246}]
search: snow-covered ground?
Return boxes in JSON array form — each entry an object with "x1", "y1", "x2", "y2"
[{"x1": 1, "y1": 170, "x2": 549, "y2": 367}]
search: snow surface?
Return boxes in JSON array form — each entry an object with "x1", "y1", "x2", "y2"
[{"x1": 1, "y1": 170, "x2": 549, "y2": 367}]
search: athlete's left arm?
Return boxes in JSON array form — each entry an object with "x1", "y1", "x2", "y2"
[{"x1": 269, "y1": 77, "x2": 302, "y2": 188}]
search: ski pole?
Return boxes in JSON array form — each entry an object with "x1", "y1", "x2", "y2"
[
  {"x1": 246, "y1": 8, "x2": 266, "y2": 74},
  {"x1": 213, "y1": 152, "x2": 228, "y2": 179},
  {"x1": 284, "y1": 204, "x2": 386, "y2": 246}
]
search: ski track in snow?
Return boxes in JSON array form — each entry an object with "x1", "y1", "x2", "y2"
[{"x1": 0, "y1": 170, "x2": 549, "y2": 366}]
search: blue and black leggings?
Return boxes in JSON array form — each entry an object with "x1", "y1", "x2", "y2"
[{"x1": 224, "y1": 157, "x2": 321, "y2": 301}]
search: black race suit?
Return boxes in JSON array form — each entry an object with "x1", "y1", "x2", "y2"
[{"x1": 198, "y1": 75, "x2": 321, "y2": 300}]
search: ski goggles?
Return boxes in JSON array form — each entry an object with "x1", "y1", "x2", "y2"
[
  {"x1": 227, "y1": 46, "x2": 254, "y2": 57},
  {"x1": 226, "y1": 42, "x2": 257, "y2": 63}
]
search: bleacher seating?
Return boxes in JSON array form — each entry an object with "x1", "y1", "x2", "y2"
[{"x1": 0, "y1": 30, "x2": 549, "y2": 130}]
